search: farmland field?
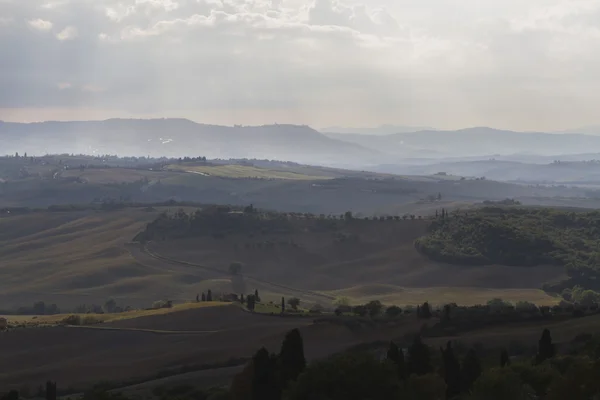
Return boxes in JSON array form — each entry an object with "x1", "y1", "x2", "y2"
[{"x1": 166, "y1": 164, "x2": 332, "y2": 180}]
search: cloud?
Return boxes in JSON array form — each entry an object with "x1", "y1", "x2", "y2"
[
  {"x1": 1, "y1": 0, "x2": 600, "y2": 131},
  {"x1": 28, "y1": 18, "x2": 53, "y2": 31},
  {"x1": 56, "y1": 26, "x2": 78, "y2": 40},
  {"x1": 57, "y1": 82, "x2": 72, "y2": 90}
]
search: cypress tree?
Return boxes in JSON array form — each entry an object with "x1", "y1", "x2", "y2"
[
  {"x1": 240, "y1": 294, "x2": 245, "y2": 304},
  {"x1": 386, "y1": 341, "x2": 407, "y2": 380},
  {"x1": 281, "y1": 297, "x2": 285, "y2": 313},
  {"x1": 407, "y1": 335, "x2": 431, "y2": 376},
  {"x1": 536, "y1": 328, "x2": 555, "y2": 364},
  {"x1": 45, "y1": 382, "x2": 56, "y2": 400},
  {"x1": 251, "y1": 347, "x2": 280, "y2": 400},
  {"x1": 247, "y1": 294, "x2": 256, "y2": 311},
  {"x1": 201, "y1": 292, "x2": 206, "y2": 302},
  {"x1": 255, "y1": 289, "x2": 260, "y2": 302},
  {"x1": 421, "y1": 301, "x2": 432, "y2": 319},
  {"x1": 207, "y1": 289, "x2": 212, "y2": 302},
  {"x1": 279, "y1": 328, "x2": 306, "y2": 388},
  {"x1": 500, "y1": 349, "x2": 510, "y2": 367},
  {"x1": 461, "y1": 349, "x2": 482, "y2": 393},
  {"x1": 441, "y1": 342, "x2": 461, "y2": 399}
]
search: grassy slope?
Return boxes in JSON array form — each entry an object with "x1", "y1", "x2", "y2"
[
  {"x1": 150, "y1": 218, "x2": 564, "y2": 307},
  {"x1": 0, "y1": 209, "x2": 180, "y2": 308},
  {"x1": 166, "y1": 164, "x2": 332, "y2": 180}
]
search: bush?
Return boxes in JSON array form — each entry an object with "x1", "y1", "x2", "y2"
[
  {"x1": 152, "y1": 300, "x2": 173, "y2": 309},
  {"x1": 515, "y1": 301, "x2": 538, "y2": 312},
  {"x1": 61, "y1": 315, "x2": 81, "y2": 325},
  {"x1": 400, "y1": 374, "x2": 446, "y2": 400},
  {"x1": 467, "y1": 368, "x2": 534, "y2": 400},
  {"x1": 487, "y1": 298, "x2": 513, "y2": 310},
  {"x1": 82, "y1": 316, "x2": 104, "y2": 325}
]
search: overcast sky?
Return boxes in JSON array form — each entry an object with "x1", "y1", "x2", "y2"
[{"x1": 1, "y1": 0, "x2": 599, "y2": 131}]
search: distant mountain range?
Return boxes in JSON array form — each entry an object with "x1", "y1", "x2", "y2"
[
  {"x1": 324, "y1": 127, "x2": 600, "y2": 159},
  {"x1": 0, "y1": 119, "x2": 382, "y2": 165},
  {"x1": 553, "y1": 126, "x2": 600, "y2": 135},
  {"x1": 4, "y1": 119, "x2": 600, "y2": 166},
  {"x1": 320, "y1": 124, "x2": 436, "y2": 135}
]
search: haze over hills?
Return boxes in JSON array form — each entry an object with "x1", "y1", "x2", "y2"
[
  {"x1": 371, "y1": 159, "x2": 600, "y2": 185},
  {"x1": 324, "y1": 127, "x2": 600, "y2": 159},
  {"x1": 0, "y1": 119, "x2": 382, "y2": 166},
  {"x1": 6, "y1": 119, "x2": 600, "y2": 170}
]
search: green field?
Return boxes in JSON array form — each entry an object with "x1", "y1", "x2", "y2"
[{"x1": 166, "y1": 164, "x2": 332, "y2": 180}]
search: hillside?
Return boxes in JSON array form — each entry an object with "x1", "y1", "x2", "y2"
[
  {"x1": 0, "y1": 119, "x2": 382, "y2": 165},
  {"x1": 3, "y1": 153, "x2": 596, "y2": 215},
  {"x1": 137, "y1": 208, "x2": 562, "y2": 305},
  {"x1": 372, "y1": 159, "x2": 600, "y2": 184},
  {"x1": 415, "y1": 207, "x2": 600, "y2": 292}
]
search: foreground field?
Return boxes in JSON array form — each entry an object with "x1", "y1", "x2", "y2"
[{"x1": 0, "y1": 304, "x2": 408, "y2": 389}]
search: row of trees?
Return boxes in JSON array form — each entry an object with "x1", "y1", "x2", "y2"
[{"x1": 226, "y1": 326, "x2": 566, "y2": 400}]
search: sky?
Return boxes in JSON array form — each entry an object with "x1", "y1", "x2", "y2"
[{"x1": 0, "y1": 0, "x2": 599, "y2": 131}]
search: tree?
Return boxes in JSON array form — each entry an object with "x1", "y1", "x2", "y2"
[
  {"x1": 207, "y1": 289, "x2": 213, "y2": 302},
  {"x1": 288, "y1": 298, "x2": 300, "y2": 310},
  {"x1": 104, "y1": 298, "x2": 117, "y2": 313},
  {"x1": 201, "y1": 292, "x2": 206, "y2": 302},
  {"x1": 333, "y1": 297, "x2": 350, "y2": 307},
  {"x1": 247, "y1": 294, "x2": 256, "y2": 311},
  {"x1": 385, "y1": 305, "x2": 402, "y2": 317},
  {"x1": 365, "y1": 300, "x2": 383, "y2": 317},
  {"x1": 281, "y1": 297, "x2": 285, "y2": 313},
  {"x1": 279, "y1": 329, "x2": 306, "y2": 389},
  {"x1": 251, "y1": 348, "x2": 280, "y2": 400},
  {"x1": 441, "y1": 341, "x2": 461, "y2": 399},
  {"x1": 437, "y1": 192, "x2": 442, "y2": 201},
  {"x1": 352, "y1": 305, "x2": 367, "y2": 317},
  {"x1": 231, "y1": 361, "x2": 253, "y2": 400},
  {"x1": 462, "y1": 349, "x2": 482, "y2": 393},
  {"x1": 241, "y1": 294, "x2": 245, "y2": 304},
  {"x1": 418, "y1": 301, "x2": 432, "y2": 319},
  {"x1": 468, "y1": 368, "x2": 532, "y2": 400},
  {"x1": 45, "y1": 382, "x2": 56, "y2": 400},
  {"x1": 387, "y1": 341, "x2": 407, "y2": 380},
  {"x1": 33, "y1": 301, "x2": 46, "y2": 315},
  {"x1": 286, "y1": 352, "x2": 402, "y2": 400},
  {"x1": 255, "y1": 289, "x2": 260, "y2": 302},
  {"x1": 500, "y1": 349, "x2": 510, "y2": 368},
  {"x1": 536, "y1": 329, "x2": 555, "y2": 364},
  {"x1": 400, "y1": 374, "x2": 447, "y2": 400},
  {"x1": 407, "y1": 335, "x2": 432, "y2": 376},
  {"x1": 229, "y1": 262, "x2": 243, "y2": 275},
  {"x1": 344, "y1": 211, "x2": 353, "y2": 220},
  {"x1": 196, "y1": 294, "x2": 199, "y2": 302}
]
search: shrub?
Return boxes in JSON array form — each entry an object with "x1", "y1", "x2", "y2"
[
  {"x1": 152, "y1": 300, "x2": 172, "y2": 309},
  {"x1": 385, "y1": 305, "x2": 403, "y2": 317},
  {"x1": 61, "y1": 315, "x2": 81, "y2": 325},
  {"x1": 467, "y1": 368, "x2": 534, "y2": 400},
  {"x1": 515, "y1": 301, "x2": 538, "y2": 312}
]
